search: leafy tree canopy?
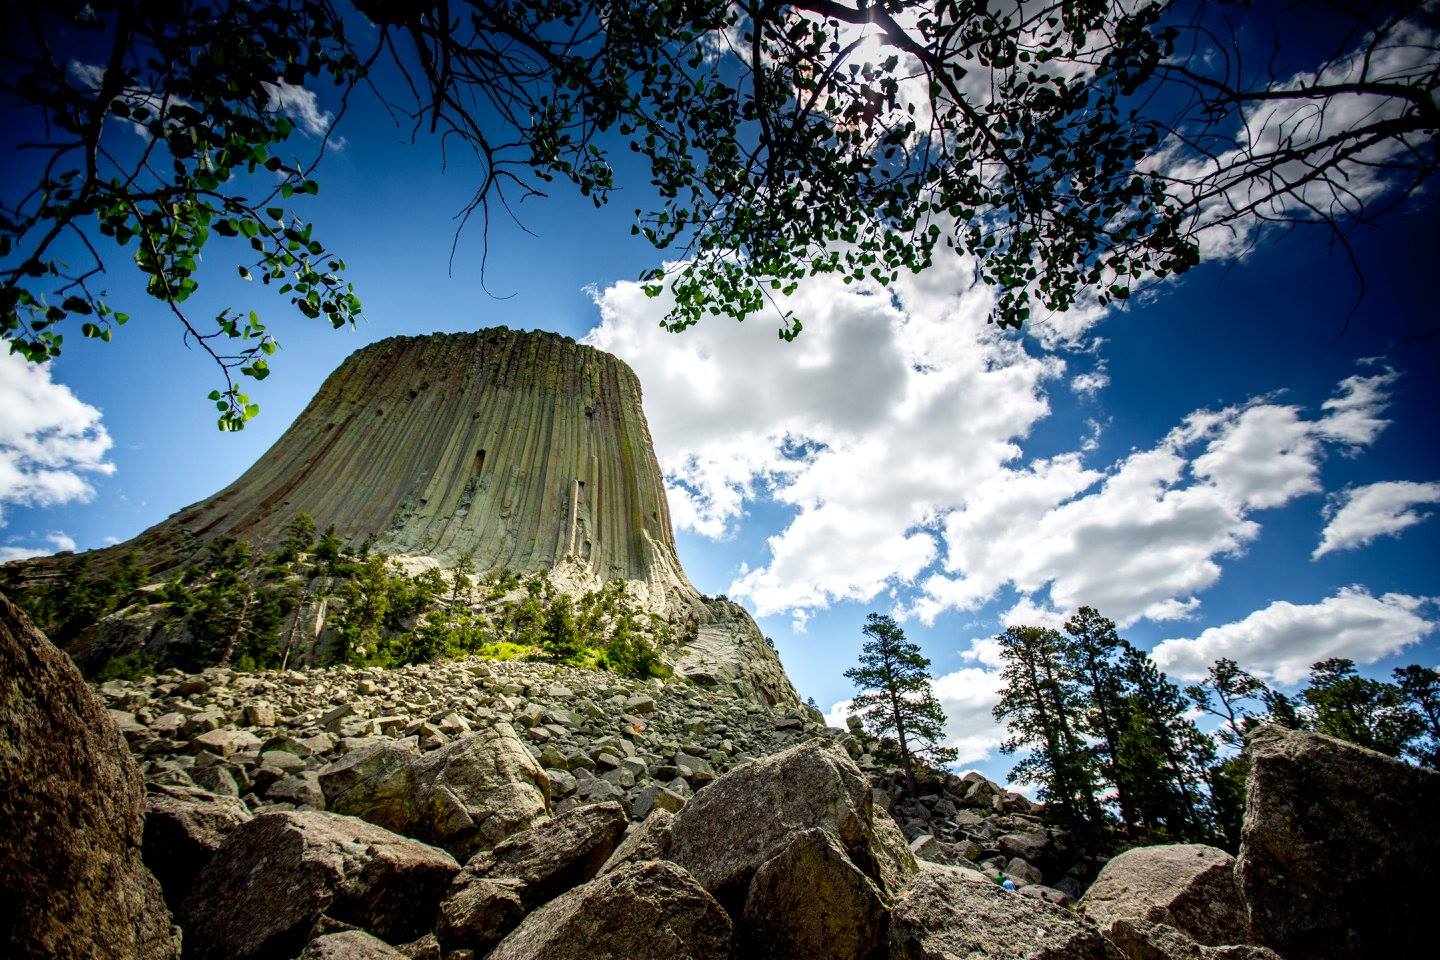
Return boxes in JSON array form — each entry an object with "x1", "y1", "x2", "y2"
[{"x1": 4, "y1": 1, "x2": 1437, "y2": 426}]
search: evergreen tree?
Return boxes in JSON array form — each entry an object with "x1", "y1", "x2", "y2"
[
  {"x1": 845, "y1": 613, "x2": 956, "y2": 794},
  {"x1": 1394, "y1": 665, "x2": 1440, "y2": 768},
  {"x1": 1303, "y1": 658, "x2": 1422, "y2": 758},
  {"x1": 992, "y1": 624, "x2": 1102, "y2": 834},
  {"x1": 1114, "y1": 646, "x2": 1215, "y2": 842},
  {"x1": 1185, "y1": 658, "x2": 1270, "y2": 849},
  {"x1": 1063, "y1": 606, "x2": 1136, "y2": 830},
  {"x1": 539, "y1": 593, "x2": 584, "y2": 664}
]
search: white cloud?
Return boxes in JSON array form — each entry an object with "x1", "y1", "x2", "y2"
[
  {"x1": 0, "y1": 531, "x2": 77, "y2": 564},
  {"x1": 1314, "y1": 480, "x2": 1440, "y2": 558},
  {"x1": 932, "y1": 662, "x2": 1007, "y2": 766},
  {"x1": 0, "y1": 352, "x2": 114, "y2": 526},
  {"x1": 262, "y1": 80, "x2": 337, "y2": 138},
  {"x1": 588, "y1": 249, "x2": 1399, "y2": 630},
  {"x1": 911, "y1": 371, "x2": 1397, "y2": 627},
  {"x1": 586, "y1": 254, "x2": 1067, "y2": 619},
  {"x1": 1151, "y1": 587, "x2": 1437, "y2": 685},
  {"x1": 1071, "y1": 364, "x2": 1109, "y2": 399}
]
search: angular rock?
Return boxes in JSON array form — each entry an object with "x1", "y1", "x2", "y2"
[
  {"x1": 486, "y1": 860, "x2": 731, "y2": 960},
  {"x1": 739, "y1": 828, "x2": 887, "y2": 960},
  {"x1": 436, "y1": 801, "x2": 628, "y2": 953},
  {"x1": 298, "y1": 930, "x2": 407, "y2": 959},
  {"x1": 1105, "y1": 918, "x2": 1283, "y2": 960},
  {"x1": 143, "y1": 785, "x2": 253, "y2": 910},
  {"x1": 322, "y1": 725, "x2": 550, "y2": 859},
  {"x1": 889, "y1": 863, "x2": 1120, "y2": 960},
  {"x1": 1079, "y1": 844, "x2": 1247, "y2": 947},
  {"x1": 667, "y1": 739, "x2": 916, "y2": 908},
  {"x1": 181, "y1": 810, "x2": 460, "y2": 960},
  {"x1": 1236, "y1": 724, "x2": 1440, "y2": 960},
  {"x1": 600, "y1": 809, "x2": 675, "y2": 874},
  {"x1": 0, "y1": 594, "x2": 180, "y2": 959}
]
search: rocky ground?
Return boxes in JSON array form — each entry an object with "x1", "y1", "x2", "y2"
[
  {"x1": 96, "y1": 655, "x2": 1084, "y2": 899},
  {"x1": 6, "y1": 594, "x2": 1437, "y2": 960}
]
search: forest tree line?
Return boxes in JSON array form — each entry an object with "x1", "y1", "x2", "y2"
[
  {"x1": 991, "y1": 607, "x2": 1439, "y2": 852},
  {"x1": 3, "y1": 514, "x2": 684, "y2": 682}
]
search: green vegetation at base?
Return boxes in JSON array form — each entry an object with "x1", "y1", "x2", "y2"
[{"x1": 3, "y1": 513, "x2": 684, "y2": 683}]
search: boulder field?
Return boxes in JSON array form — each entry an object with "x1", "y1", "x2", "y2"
[{"x1": 4, "y1": 595, "x2": 1437, "y2": 959}]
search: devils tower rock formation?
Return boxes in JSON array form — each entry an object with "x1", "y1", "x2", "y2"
[
  {"x1": 7, "y1": 328, "x2": 797, "y2": 705},
  {"x1": 126, "y1": 328, "x2": 694, "y2": 602}
]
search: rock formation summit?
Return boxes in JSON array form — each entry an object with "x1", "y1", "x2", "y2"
[{"x1": 136, "y1": 328, "x2": 693, "y2": 602}]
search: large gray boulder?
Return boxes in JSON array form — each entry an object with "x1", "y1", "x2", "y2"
[
  {"x1": 0, "y1": 593, "x2": 180, "y2": 959},
  {"x1": 485, "y1": 860, "x2": 732, "y2": 960},
  {"x1": 667, "y1": 739, "x2": 917, "y2": 909},
  {"x1": 321, "y1": 725, "x2": 551, "y2": 859},
  {"x1": 297, "y1": 930, "x2": 407, "y2": 959},
  {"x1": 1236, "y1": 723, "x2": 1440, "y2": 960},
  {"x1": 181, "y1": 810, "x2": 460, "y2": 960},
  {"x1": 739, "y1": 828, "x2": 887, "y2": 960},
  {"x1": 143, "y1": 785, "x2": 254, "y2": 911},
  {"x1": 889, "y1": 863, "x2": 1121, "y2": 960},
  {"x1": 1103, "y1": 918, "x2": 1283, "y2": 960},
  {"x1": 436, "y1": 801, "x2": 629, "y2": 953},
  {"x1": 1079, "y1": 844, "x2": 1248, "y2": 947}
]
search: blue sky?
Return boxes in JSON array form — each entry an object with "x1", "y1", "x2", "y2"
[{"x1": 3, "y1": 10, "x2": 1438, "y2": 786}]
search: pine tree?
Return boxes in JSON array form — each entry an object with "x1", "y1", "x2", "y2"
[
  {"x1": 1303, "y1": 658, "x2": 1422, "y2": 758},
  {"x1": 1185, "y1": 657, "x2": 1270, "y2": 848},
  {"x1": 1063, "y1": 606, "x2": 1136, "y2": 830},
  {"x1": 992, "y1": 624, "x2": 1102, "y2": 834},
  {"x1": 844, "y1": 613, "x2": 956, "y2": 794},
  {"x1": 1115, "y1": 645, "x2": 1215, "y2": 841},
  {"x1": 1394, "y1": 665, "x2": 1440, "y2": 768}
]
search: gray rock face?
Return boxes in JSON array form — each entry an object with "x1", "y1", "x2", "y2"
[
  {"x1": 1103, "y1": 918, "x2": 1283, "y2": 960},
  {"x1": 1236, "y1": 723, "x2": 1440, "y2": 960},
  {"x1": 297, "y1": 930, "x2": 407, "y2": 959},
  {"x1": 739, "y1": 828, "x2": 887, "y2": 960},
  {"x1": 143, "y1": 785, "x2": 254, "y2": 910},
  {"x1": 322, "y1": 724, "x2": 550, "y2": 859},
  {"x1": 0, "y1": 594, "x2": 180, "y2": 960},
  {"x1": 486, "y1": 859, "x2": 732, "y2": 960},
  {"x1": 601, "y1": 809, "x2": 676, "y2": 874},
  {"x1": 1079, "y1": 844, "x2": 1248, "y2": 947},
  {"x1": 181, "y1": 810, "x2": 460, "y2": 960},
  {"x1": 889, "y1": 863, "x2": 1121, "y2": 960},
  {"x1": 436, "y1": 801, "x2": 628, "y2": 952},
  {"x1": 668, "y1": 739, "x2": 917, "y2": 908}
]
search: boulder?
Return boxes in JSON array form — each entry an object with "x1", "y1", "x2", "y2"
[
  {"x1": 143, "y1": 785, "x2": 254, "y2": 910},
  {"x1": 1104, "y1": 918, "x2": 1283, "y2": 960},
  {"x1": 436, "y1": 801, "x2": 629, "y2": 953},
  {"x1": 600, "y1": 809, "x2": 675, "y2": 874},
  {"x1": 486, "y1": 860, "x2": 732, "y2": 960},
  {"x1": 0, "y1": 594, "x2": 180, "y2": 959},
  {"x1": 181, "y1": 810, "x2": 460, "y2": 960},
  {"x1": 667, "y1": 739, "x2": 916, "y2": 908},
  {"x1": 297, "y1": 930, "x2": 407, "y2": 959},
  {"x1": 1236, "y1": 724, "x2": 1440, "y2": 960},
  {"x1": 321, "y1": 726, "x2": 550, "y2": 858},
  {"x1": 889, "y1": 863, "x2": 1120, "y2": 960},
  {"x1": 1079, "y1": 844, "x2": 1247, "y2": 947},
  {"x1": 738, "y1": 828, "x2": 887, "y2": 960}
]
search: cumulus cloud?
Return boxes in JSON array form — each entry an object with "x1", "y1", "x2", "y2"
[
  {"x1": 0, "y1": 351, "x2": 114, "y2": 525},
  {"x1": 1314, "y1": 480, "x2": 1440, "y2": 558},
  {"x1": 1151, "y1": 587, "x2": 1437, "y2": 685},
  {"x1": 586, "y1": 254, "x2": 1067, "y2": 618},
  {"x1": 0, "y1": 531, "x2": 78, "y2": 564},
  {"x1": 589, "y1": 247, "x2": 1399, "y2": 629},
  {"x1": 911, "y1": 371, "x2": 1397, "y2": 627}
]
